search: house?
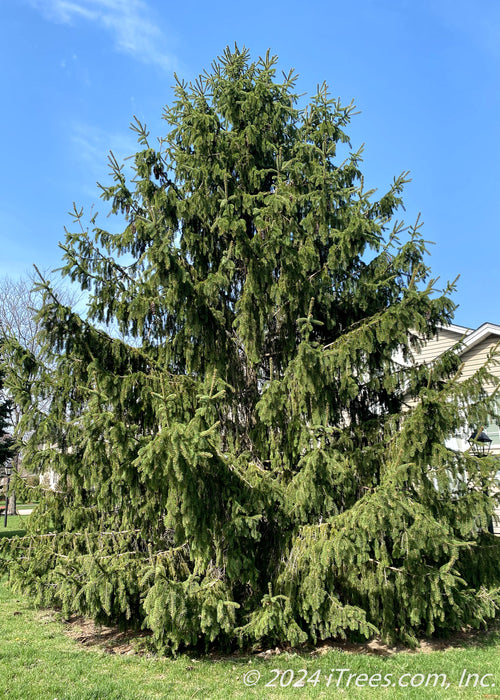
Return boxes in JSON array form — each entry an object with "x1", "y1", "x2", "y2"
[{"x1": 413, "y1": 322, "x2": 500, "y2": 535}]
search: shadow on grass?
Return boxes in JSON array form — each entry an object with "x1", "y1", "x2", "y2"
[{"x1": 0, "y1": 529, "x2": 26, "y2": 538}]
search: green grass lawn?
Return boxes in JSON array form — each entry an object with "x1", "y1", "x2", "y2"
[
  {"x1": 0, "y1": 528, "x2": 499, "y2": 700},
  {"x1": 0, "y1": 514, "x2": 28, "y2": 538}
]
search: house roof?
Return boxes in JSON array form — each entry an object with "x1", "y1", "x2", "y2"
[
  {"x1": 438, "y1": 323, "x2": 473, "y2": 336},
  {"x1": 460, "y1": 322, "x2": 500, "y2": 353},
  {"x1": 434, "y1": 321, "x2": 500, "y2": 356},
  {"x1": 417, "y1": 322, "x2": 500, "y2": 366}
]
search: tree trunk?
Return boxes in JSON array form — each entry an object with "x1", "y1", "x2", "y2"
[{"x1": 7, "y1": 489, "x2": 16, "y2": 515}]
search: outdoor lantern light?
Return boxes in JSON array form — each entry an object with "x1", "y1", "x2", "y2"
[{"x1": 468, "y1": 429, "x2": 493, "y2": 457}]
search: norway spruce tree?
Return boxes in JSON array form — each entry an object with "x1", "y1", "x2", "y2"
[{"x1": 1, "y1": 47, "x2": 499, "y2": 651}]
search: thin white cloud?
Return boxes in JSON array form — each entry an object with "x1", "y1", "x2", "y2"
[
  {"x1": 70, "y1": 121, "x2": 139, "y2": 196},
  {"x1": 28, "y1": 0, "x2": 176, "y2": 71}
]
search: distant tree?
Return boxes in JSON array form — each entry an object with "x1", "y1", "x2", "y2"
[
  {"x1": 0, "y1": 362, "x2": 14, "y2": 469},
  {"x1": 1, "y1": 47, "x2": 499, "y2": 651},
  {"x1": 0, "y1": 347, "x2": 15, "y2": 515},
  {"x1": 0, "y1": 271, "x2": 79, "y2": 484},
  {"x1": 0, "y1": 270, "x2": 81, "y2": 355},
  {"x1": 0, "y1": 273, "x2": 44, "y2": 356}
]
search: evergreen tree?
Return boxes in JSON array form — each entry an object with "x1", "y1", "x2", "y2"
[{"x1": 1, "y1": 46, "x2": 499, "y2": 651}]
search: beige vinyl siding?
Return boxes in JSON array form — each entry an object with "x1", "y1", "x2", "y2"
[
  {"x1": 412, "y1": 328, "x2": 465, "y2": 366},
  {"x1": 459, "y1": 338, "x2": 500, "y2": 382},
  {"x1": 403, "y1": 329, "x2": 465, "y2": 409}
]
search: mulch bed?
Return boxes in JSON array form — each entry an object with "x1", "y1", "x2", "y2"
[{"x1": 38, "y1": 610, "x2": 498, "y2": 658}]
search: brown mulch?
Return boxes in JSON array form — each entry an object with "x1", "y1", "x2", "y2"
[
  {"x1": 40, "y1": 610, "x2": 498, "y2": 659},
  {"x1": 41, "y1": 612, "x2": 152, "y2": 656}
]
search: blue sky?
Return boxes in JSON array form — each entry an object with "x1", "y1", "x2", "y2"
[{"x1": 1, "y1": 0, "x2": 499, "y2": 328}]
